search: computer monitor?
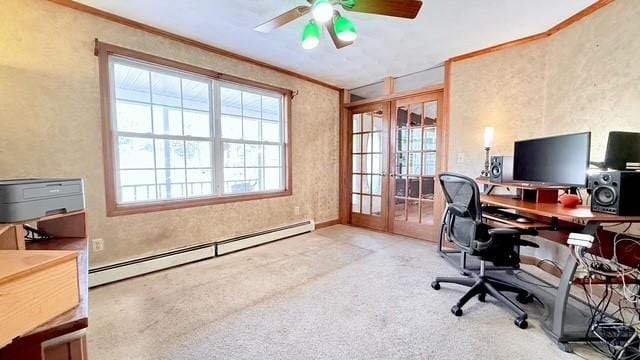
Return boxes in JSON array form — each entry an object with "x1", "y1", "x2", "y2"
[
  {"x1": 605, "y1": 131, "x2": 640, "y2": 170},
  {"x1": 513, "y1": 132, "x2": 591, "y2": 187}
]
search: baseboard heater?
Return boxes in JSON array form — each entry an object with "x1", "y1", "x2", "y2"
[{"x1": 89, "y1": 220, "x2": 315, "y2": 287}]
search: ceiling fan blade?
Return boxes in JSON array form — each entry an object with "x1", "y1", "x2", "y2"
[
  {"x1": 341, "y1": 0, "x2": 423, "y2": 19},
  {"x1": 254, "y1": 5, "x2": 311, "y2": 33},
  {"x1": 325, "y1": 16, "x2": 353, "y2": 49}
]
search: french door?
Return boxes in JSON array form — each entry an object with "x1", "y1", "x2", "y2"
[
  {"x1": 349, "y1": 102, "x2": 390, "y2": 231},
  {"x1": 346, "y1": 91, "x2": 443, "y2": 240},
  {"x1": 389, "y1": 93, "x2": 443, "y2": 239}
]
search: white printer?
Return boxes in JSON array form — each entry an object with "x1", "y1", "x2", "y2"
[{"x1": 0, "y1": 178, "x2": 85, "y2": 223}]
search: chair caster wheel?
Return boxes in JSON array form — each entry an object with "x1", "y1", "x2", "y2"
[
  {"x1": 516, "y1": 293, "x2": 534, "y2": 304},
  {"x1": 451, "y1": 305, "x2": 463, "y2": 317},
  {"x1": 431, "y1": 281, "x2": 441, "y2": 290},
  {"x1": 478, "y1": 293, "x2": 486, "y2": 302},
  {"x1": 514, "y1": 317, "x2": 528, "y2": 329}
]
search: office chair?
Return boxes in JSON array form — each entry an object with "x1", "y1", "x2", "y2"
[{"x1": 431, "y1": 172, "x2": 539, "y2": 329}]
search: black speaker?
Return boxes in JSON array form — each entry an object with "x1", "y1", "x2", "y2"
[
  {"x1": 589, "y1": 171, "x2": 640, "y2": 216},
  {"x1": 490, "y1": 156, "x2": 514, "y2": 183}
]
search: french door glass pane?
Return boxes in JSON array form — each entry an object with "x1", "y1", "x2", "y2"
[
  {"x1": 362, "y1": 113, "x2": 372, "y2": 132},
  {"x1": 353, "y1": 174, "x2": 361, "y2": 193},
  {"x1": 352, "y1": 194, "x2": 361, "y2": 213},
  {"x1": 353, "y1": 114, "x2": 362, "y2": 133},
  {"x1": 362, "y1": 195, "x2": 371, "y2": 214}
]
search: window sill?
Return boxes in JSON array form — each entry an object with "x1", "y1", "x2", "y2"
[{"x1": 106, "y1": 190, "x2": 292, "y2": 217}]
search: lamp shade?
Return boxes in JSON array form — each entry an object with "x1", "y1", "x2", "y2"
[
  {"x1": 302, "y1": 21, "x2": 321, "y2": 50},
  {"x1": 483, "y1": 127, "x2": 495, "y2": 148},
  {"x1": 312, "y1": 0, "x2": 334, "y2": 23},
  {"x1": 334, "y1": 15, "x2": 357, "y2": 42}
]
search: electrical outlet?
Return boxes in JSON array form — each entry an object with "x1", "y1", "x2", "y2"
[
  {"x1": 92, "y1": 238, "x2": 104, "y2": 252},
  {"x1": 294, "y1": 206, "x2": 301, "y2": 216},
  {"x1": 457, "y1": 153, "x2": 465, "y2": 163}
]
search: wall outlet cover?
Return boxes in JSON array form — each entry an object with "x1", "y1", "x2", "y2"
[{"x1": 93, "y1": 238, "x2": 105, "y2": 252}]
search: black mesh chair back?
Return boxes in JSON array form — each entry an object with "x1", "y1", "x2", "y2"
[{"x1": 438, "y1": 172, "x2": 482, "y2": 253}]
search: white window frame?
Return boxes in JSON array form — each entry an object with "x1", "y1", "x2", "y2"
[{"x1": 103, "y1": 52, "x2": 290, "y2": 215}]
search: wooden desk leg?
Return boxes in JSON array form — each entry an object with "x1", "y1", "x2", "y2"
[{"x1": 552, "y1": 221, "x2": 600, "y2": 350}]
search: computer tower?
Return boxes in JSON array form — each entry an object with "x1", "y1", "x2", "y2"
[
  {"x1": 589, "y1": 171, "x2": 640, "y2": 216},
  {"x1": 490, "y1": 156, "x2": 513, "y2": 183}
]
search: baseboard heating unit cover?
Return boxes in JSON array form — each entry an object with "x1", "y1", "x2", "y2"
[{"x1": 89, "y1": 220, "x2": 315, "y2": 287}]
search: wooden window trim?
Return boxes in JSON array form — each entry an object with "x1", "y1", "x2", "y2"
[{"x1": 96, "y1": 40, "x2": 293, "y2": 217}]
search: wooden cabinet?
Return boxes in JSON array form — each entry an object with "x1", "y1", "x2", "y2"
[{"x1": 0, "y1": 211, "x2": 89, "y2": 360}]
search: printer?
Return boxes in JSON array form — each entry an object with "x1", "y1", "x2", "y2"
[{"x1": 0, "y1": 178, "x2": 85, "y2": 223}]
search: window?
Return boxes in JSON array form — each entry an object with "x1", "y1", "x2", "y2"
[{"x1": 101, "y1": 48, "x2": 291, "y2": 215}]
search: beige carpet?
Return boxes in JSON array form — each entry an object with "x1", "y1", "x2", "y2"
[{"x1": 88, "y1": 225, "x2": 603, "y2": 359}]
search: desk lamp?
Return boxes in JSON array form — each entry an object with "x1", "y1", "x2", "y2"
[{"x1": 481, "y1": 127, "x2": 494, "y2": 177}]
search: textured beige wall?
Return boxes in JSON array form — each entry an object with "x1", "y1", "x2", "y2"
[
  {"x1": 448, "y1": 40, "x2": 548, "y2": 176},
  {"x1": 0, "y1": 0, "x2": 339, "y2": 266},
  {"x1": 449, "y1": 0, "x2": 640, "y2": 178},
  {"x1": 447, "y1": 0, "x2": 640, "y2": 259}
]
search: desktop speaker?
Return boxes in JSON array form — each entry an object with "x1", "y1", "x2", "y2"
[
  {"x1": 589, "y1": 171, "x2": 640, "y2": 216},
  {"x1": 490, "y1": 156, "x2": 514, "y2": 183}
]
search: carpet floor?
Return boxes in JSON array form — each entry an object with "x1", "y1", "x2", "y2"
[{"x1": 88, "y1": 225, "x2": 604, "y2": 359}]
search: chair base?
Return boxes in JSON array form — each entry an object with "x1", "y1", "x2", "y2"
[{"x1": 431, "y1": 272, "x2": 533, "y2": 329}]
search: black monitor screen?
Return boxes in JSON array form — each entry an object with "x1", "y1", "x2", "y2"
[{"x1": 513, "y1": 132, "x2": 591, "y2": 187}]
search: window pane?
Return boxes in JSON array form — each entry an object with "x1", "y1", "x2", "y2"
[
  {"x1": 362, "y1": 113, "x2": 372, "y2": 132},
  {"x1": 152, "y1": 105, "x2": 182, "y2": 136},
  {"x1": 151, "y1": 72, "x2": 181, "y2": 107},
  {"x1": 373, "y1": 113, "x2": 383, "y2": 131},
  {"x1": 184, "y1": 110, "x2": 210, "y2": 137},
  {"x1": 372, "y1": 175, "x2": 381, "y2": 195},
  {"x1": 353, "y1": 174, "x2": 361, "y2": 193},
  {"x1": 353, "y1": 134, "x2": 361, "y2": 153},
  {"x1": 118, "y1": 137, "x2": 154, "y2": 169},
  {"x1": 157, "y1": 169, "x2": 186, "y2": 199},
  {"x1": 264, "y1": 145, "x2": 280, "y2": 167},
  {"x1": 245, "y1": 168, "x2": 261, "y2": 192},
  {"x1": 362, "y1": 195, "x2": 371, "y2": 214},
  {"x1": 119, "y1": 169, "x2": 155, "y2": 186},
  {"x1": 185, "y1": 141, "x2": 211, "y2": 168},
  {"x1": 423, "y1": 152, "x2": 436, "y2": 176},
  {"x1": 115, "y1": 101, "x2": 152, "y2": 133},
  {"x1": 409, "y1": 152, "x2": 421, "y2": 176},
  {"x1": 371, "y1": 154, "x2": 381, "y2": 174},
  {"x1": 409, "y1": 128, "x2": 421, "y2": 151},
  {"x1": 372, "y1": 196, "x2": 381, "y2": 215},
  {"x1": 155, "y1": 139, "x2": 185, "y2": 169},
  {"x1": 243, "y1": 92, "x2": 261, "y2": 118},
  {"x1": 223, "y1": 143, "x2": 244, "y2": 167},
  {"x1": 262, "y1": 96, "x2": 280, "y2": 121},
  {"x1": 182, "y1": 78, "x2": 209, "y2": 111},
  {"x1": 221, "y1": 114, "x2": 242, "y2": 139},
  {"x1": 262, "y1": 120, "x2": 280, "y2": 142},
  {"x1": 423, "y1": 128, "x2": 436, "y2": 151},
  {"x1": 245, "y1": 144, "x2": 262, "y2": 167},
  {"x1": 114, "y1": 63, "x2": 150, "y2": 103},
  {"x1": 352, "y1": 154, "x2": 362, "y2": 173},
  {"x1": 264, "y1": 168, "x2": 281, "y2": 190},
  {"x1": 352, "y1": 194, "x2": 361, "y2": 213},
  {"x1": 243, "y1": 117, "x2": 260, "y2": 141},
  {"x1": 224, "y1": 168, "x2": 245, "y2": 193},
  {"x1": 221, "y1": 87, "x2": 242, "y2": 115},
  {"x1": 187, "y1": 169, "x2": 213, "y2": 197},
  {"x1": 352, "y1": 114, "x2": 361, "y2": 133}
]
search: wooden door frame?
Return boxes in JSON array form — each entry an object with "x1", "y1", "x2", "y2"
[
  {"x1": 346, "y1": 101, "x2": 391, "y2": 231},
  {"x1": 339, "y1": 85, "x2": 448, "y2": 240}
]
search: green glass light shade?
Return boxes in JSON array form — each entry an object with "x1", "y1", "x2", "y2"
[
  {"x1": 334, "y1": 16, "x2": 357, "y2": 42},
  {"x1": 302, "y1": 21, "x2": 321, "y2": 50}
]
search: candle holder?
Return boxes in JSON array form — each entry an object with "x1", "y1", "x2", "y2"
[{"x1": 481, "y1": 147, "x2": 491, "y2": 178}]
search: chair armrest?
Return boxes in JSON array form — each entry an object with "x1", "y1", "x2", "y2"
[{"x1": 488, "y1": 228, "x2": 520, "y2": 237}]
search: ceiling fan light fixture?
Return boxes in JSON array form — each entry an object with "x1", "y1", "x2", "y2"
[
  {"x1": 301, "y1": 21, "x2": 321, "y2": 50},
  {"x1": 334, "y1": 15, "x2": 358, "y2": 42},
  {"x1": 312, "y1": 0, "x2": 334, "y2": 23}
]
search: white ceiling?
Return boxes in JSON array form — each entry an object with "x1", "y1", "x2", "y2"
[{"x1": 76, "y1": 0, "x2": 596, "y2": 89}]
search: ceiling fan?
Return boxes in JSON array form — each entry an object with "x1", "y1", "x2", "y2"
[{"x1": 255, "y1": 0, "x2": 423, "y2": 50}]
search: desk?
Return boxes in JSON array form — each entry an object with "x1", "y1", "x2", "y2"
[{"x1": 437, "y1": 181, "x2": 640, "y2": 352}]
